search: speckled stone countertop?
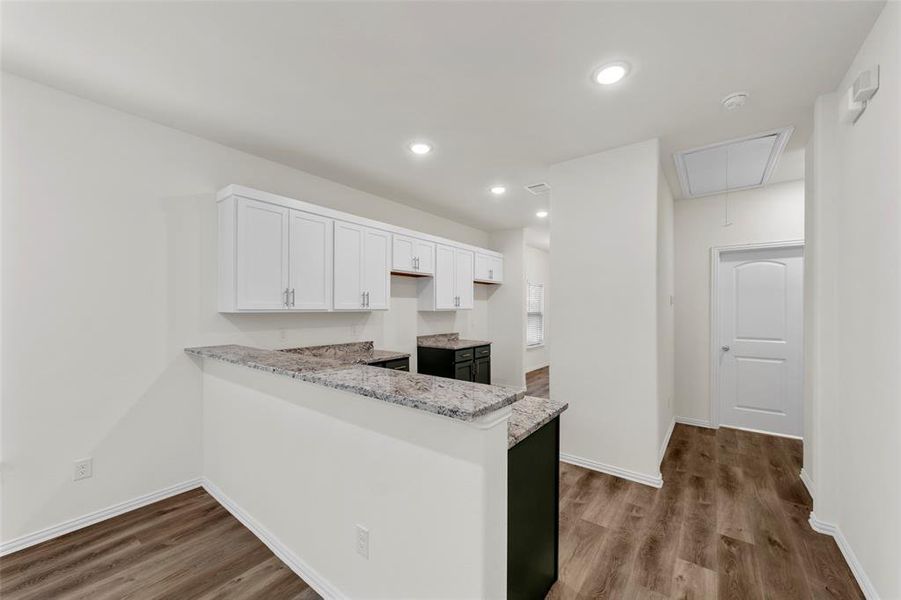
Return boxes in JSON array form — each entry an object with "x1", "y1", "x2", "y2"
[
  {"x1": 185, "y1": 344, "x2": 523, "y2": 422},
  {"x1": 507, "y1": 396, "x2": 568, "y2": 449},
  {"x1": 417, "y1": 333, "x2": 492, "y2": 350},
  {"x1": 279, "y1": 341, "x2": 409, "y2": 364}
]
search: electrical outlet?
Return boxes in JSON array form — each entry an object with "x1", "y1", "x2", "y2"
[
  {"x1": 355, "y1": 524, "x2": 369, "y2": 559},
  {"x1": 74, "y1": 458, "x2": 92, "y2": 481}
]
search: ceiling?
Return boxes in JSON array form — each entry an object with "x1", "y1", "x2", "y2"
[{"x1": 1, "y1": 1, "x2": 883, "y2": 233}]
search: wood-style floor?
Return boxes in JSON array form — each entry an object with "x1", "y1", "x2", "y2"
[
  {"x1": 548, "y1": 428, "x2": 863, "y2": 600},
  {"x1": 526, "y1": 365, "x2": 550, "y2": 398},
  {"x1": 3, "y1": 366, "x2": 861, "y2": 600},
  {"x1": 0, "y1": 488, "x2": 320, "y2": 600}
]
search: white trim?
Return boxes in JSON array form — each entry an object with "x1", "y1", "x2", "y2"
[
  {"x1": 809, "y1": 512, "x2": 879, "y2": 600},
  {"x1": 675, "y1": 415, "x2": 715, "y2": 429},
  {"x1": 673, "y1": 126, "x2": 794, "y2": 199},
  {"x1": 201, "y1": 478, "x2": 344, "y2": 600},
  {"x1": 709, "y1": 240, "x2": 805, "y2": 430},
  {"x1": 799, "y1": 467, "x2": 815, "y2": 500},
  {"x1": 719, "y1": 424, "x2": 803, "y2": 441},
  {"x1": 559, "y1": 453, "x2": 663, "y2": 488},
  {"x1": 659, "y1": 418, "x2": 676, "y2": 465},
  {"x1": 0, "y1": 478, "x2": 203, "y2": 557},
  {"x1": 525, "y1": 361, "x2": 550, "y2": 371}
]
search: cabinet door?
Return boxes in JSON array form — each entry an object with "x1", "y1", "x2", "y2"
[
  {"x1": 489, "y1": 256, "x2": 504, "y2": 283},
  {"x1": 333, "y1": 221, "x2": 365, "y2": 310},
  {"x1": 455, "y1": 248, "x2": 475, "y2": 309},
  {"x1": 455, "y1": 360, "x2": 475, "y2": 382},
  {"x1": 434, "y1": 244, "x2": 457, "y2": 310},
  {"x1": 392, "y1": 234, "x2": 416, "y2": 273},
  {"x1": 363, "y1": 228, "x2": 390, "y2": 310},
  {"x1": 475, "y1": 253, "x2": 492, "y2": 281},
  {"x1": 413, "y1": 239, "x2": 436, "y2": 275},
  {"x1": 288, "y1": 211, "x2": 333, "y2": 310},
  {"x1": 236, "y1": 198, "x2": 289, "y2": 310},
  {"x1": 474, "y1": 357, "x2": 491, "y2": 385}
]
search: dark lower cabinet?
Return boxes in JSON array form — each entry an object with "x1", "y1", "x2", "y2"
[
  {"x1": 417, "y1": 345, "x2": 491, "y2": 384},
  {"x1": 507, "y1": 417, "x2": 559, "y2": 600},
  {"x1": 368, "y1": 357, "x2": 409, "y2": 371}
]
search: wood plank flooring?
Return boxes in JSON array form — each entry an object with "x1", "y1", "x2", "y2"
[
  {"x1": 526, "y1": 366, "x2": 550, "y2": 398},
  {"x1": 2, "y1": 367, "x2": 862, "y2": 600},
  {"x1": 0, "y1": 488, "x2": 320, "y2": 600},
  {"x1": 549, "y1": 424, "x2": 864, "y2": 600}
]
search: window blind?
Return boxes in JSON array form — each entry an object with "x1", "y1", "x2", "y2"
[{"x1": 527, "y1": 282, "x2": 544, "y2": 346}]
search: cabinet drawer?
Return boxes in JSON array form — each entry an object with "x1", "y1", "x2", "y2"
[
  {"x1": 454, "y1": 348, "x2": 475, "y2": 363},
  {"x1": 383, "y1": 358, "x2": 409, "y2": 371},
  {"x1": 474, "y1": 345, "x2": 491, "y2": 358}
]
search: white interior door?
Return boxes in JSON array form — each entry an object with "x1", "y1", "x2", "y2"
[
  {"x1": 363, "y1": 228, "x2": 390, "y2": 310},
  {"x1": 717, "y1": 246, "x2": 803, "y2": 437},
  {"x1": 333, "y1": 221, "x2": 365, "y2": 310},
  {"x1": 288, "y1": 211, "x2": 332, "y2": 310},
  {"x1": 236, "y1": 198, "x2": 289, "y2": 310}
]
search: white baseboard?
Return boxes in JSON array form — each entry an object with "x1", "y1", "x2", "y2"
[
  {"x1": 201, "y1": 478, "x2": 344, "y2": 600},
  {"x1": 559, "y1": 452, "x2": 663, "y2": 488},
  {"x1": 674, "y1": 416, "x2": 715, "y2": 428},
  {"x1": 721, "y1": 424, "x2": 803, "y2": 441},
  {"x1": 659, "y1": 418, "x2": 676, "y2": 465},
  {"x1": 799, "y1": 468, "x2": 815, "y2": 500},
  {"x1": 808, "y1": 512, "x2": 879, "y2": 599},
  {"x1": 0, "y1": 478, "x2": 203, "y2": 557}
]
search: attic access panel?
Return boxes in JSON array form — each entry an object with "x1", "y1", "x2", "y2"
[{"x1": 674, "y1": 127, "x2": 793, "y2": 198}]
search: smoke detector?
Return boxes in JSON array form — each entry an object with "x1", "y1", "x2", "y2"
[{"x1": 722, "y1": 92, "x2": 749, "y2": 111}]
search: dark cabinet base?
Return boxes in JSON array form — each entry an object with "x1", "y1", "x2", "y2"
[
  {"x1": 368, "y1": 357, "x2": 409, "y2": 371},
  {"x1": 508, "y1": 417, "x2": 559, "y2": 600},
  {"x1": 417, "y1": 345, "x2": 491, "y2": 384}
]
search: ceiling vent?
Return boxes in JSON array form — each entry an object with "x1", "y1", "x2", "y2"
[
  {"x1": 673, "y1": 126, "x2": 793, "y2": 198},
  {"x1": 525, "y1": 182, "x2": 551, "y2": 195}
]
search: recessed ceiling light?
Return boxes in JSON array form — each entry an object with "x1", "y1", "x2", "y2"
[
  {"x1": 409, "y1": 142, "x2": 432, "y2": 155},
  {"x1": 536, "y1": 210, "x2": 548, "y2": 218},
  {"x1": 490, "y1": 185, "x2": 507, "y2": 195},
  {"x1": 593, "y1": 62, "x2": 629, "y2": 85}
]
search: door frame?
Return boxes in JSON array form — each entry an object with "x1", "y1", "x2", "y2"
[{"x1": 708, "y1": 240, "x2": 805, "y2": 433}]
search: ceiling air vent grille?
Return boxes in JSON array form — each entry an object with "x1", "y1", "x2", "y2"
[
  {"x1": 673, "y1": 127, "x2": 793, "y2": 199},
  {"x1": 525, "y1": 182, "x2": 551, "y2": 195}
]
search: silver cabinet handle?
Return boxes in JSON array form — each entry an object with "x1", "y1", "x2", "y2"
[
  {"x1": 290, "y1": 288, "x2": 295, "y2": 307},
  {"x1": 365, "y1": 291, "x2": 370, "y2": 308},
  {"x1": 284, "y1": 288, "x2": 290, "y2": 307},
  {"x1": 489, "y1": 269, "x2": 493, "y2": 280},
  {"x1": 362, "y1": 291, "x2": 366, "y2": 307},
  {"x1": 413, "y1": 256, "x2": 418, "y2": 270},
  {"x1": 721, "y1": 345, "x2": 730, "y2": 352}
]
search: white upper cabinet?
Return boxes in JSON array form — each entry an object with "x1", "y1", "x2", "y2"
[
  {"x1": 235, "y1": 198, "x2": 290, "y2": 310},
  {"x1": 454, "y1": 248, "x2": 474, "y2": 309},
  {"x1": 218, "y1": 186, "x2": 502, "y2": 313},
  {"x1": 392, "y1": 234, "x2": 435, "y2": 275},
  {"x1": 334, "y1": 221, "x2": 390, "y2": 311},
  {"x1": 419, "y1": 244, "x2": 473, "y2": 311},
  {"x1": 474, "y1": 252, "x2": 503, "y2": 283},
  {"x1": 289, "y1": 211, "x2": 333, "y2": 310}
]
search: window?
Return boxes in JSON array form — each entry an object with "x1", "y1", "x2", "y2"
[{"x1": 527, "y1": 282, "x2": 545, "y2": 347}]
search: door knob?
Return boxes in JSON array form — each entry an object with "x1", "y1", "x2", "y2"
[{"x1": 721, "y1": 345, "x2": 731, "y2": 352}]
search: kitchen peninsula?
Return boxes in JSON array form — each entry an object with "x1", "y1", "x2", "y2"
[{"x1": 187, "y1": 342, "x2": 566, "y2": 599}]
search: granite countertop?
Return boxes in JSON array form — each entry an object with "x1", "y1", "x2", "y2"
[
  {"x1": 417, "y1": 333, "x2": 492, "y2": 351},
  {"x1": 507, "y1": 396, "x2": 568, "y2": 449},
  {"x1": 279, "y1": 341, "x2": 409, "y2": 364},
  {"x1": 185, "y1": 344, "x2": 524, "y2": 422}
]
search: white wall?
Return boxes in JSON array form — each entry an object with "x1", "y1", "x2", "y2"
[
  {"x1": 673, "y1": 180, "x2": 805, "y2": 424},
  {"x1": 203, "y1": 360, "x2": 508, "y2": 598},
  {"x1": 806, "y1": 3, "x2": 900, "y2": 597},
  {"x1": 657, "y1": 168, "x2": 674, "y2": 454},
  {"x1": 487, "y1": 229, "x2": 526, "y2": 389},
  {"x1": 524, "y1": 244, "x2": 550, "y2": 373},
  {"x1": 0, "y1": 74, "x2": 493, "y2": 545},
  {"x1": 549, "y1": 139, "x2": 663, "y2": 485}
]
